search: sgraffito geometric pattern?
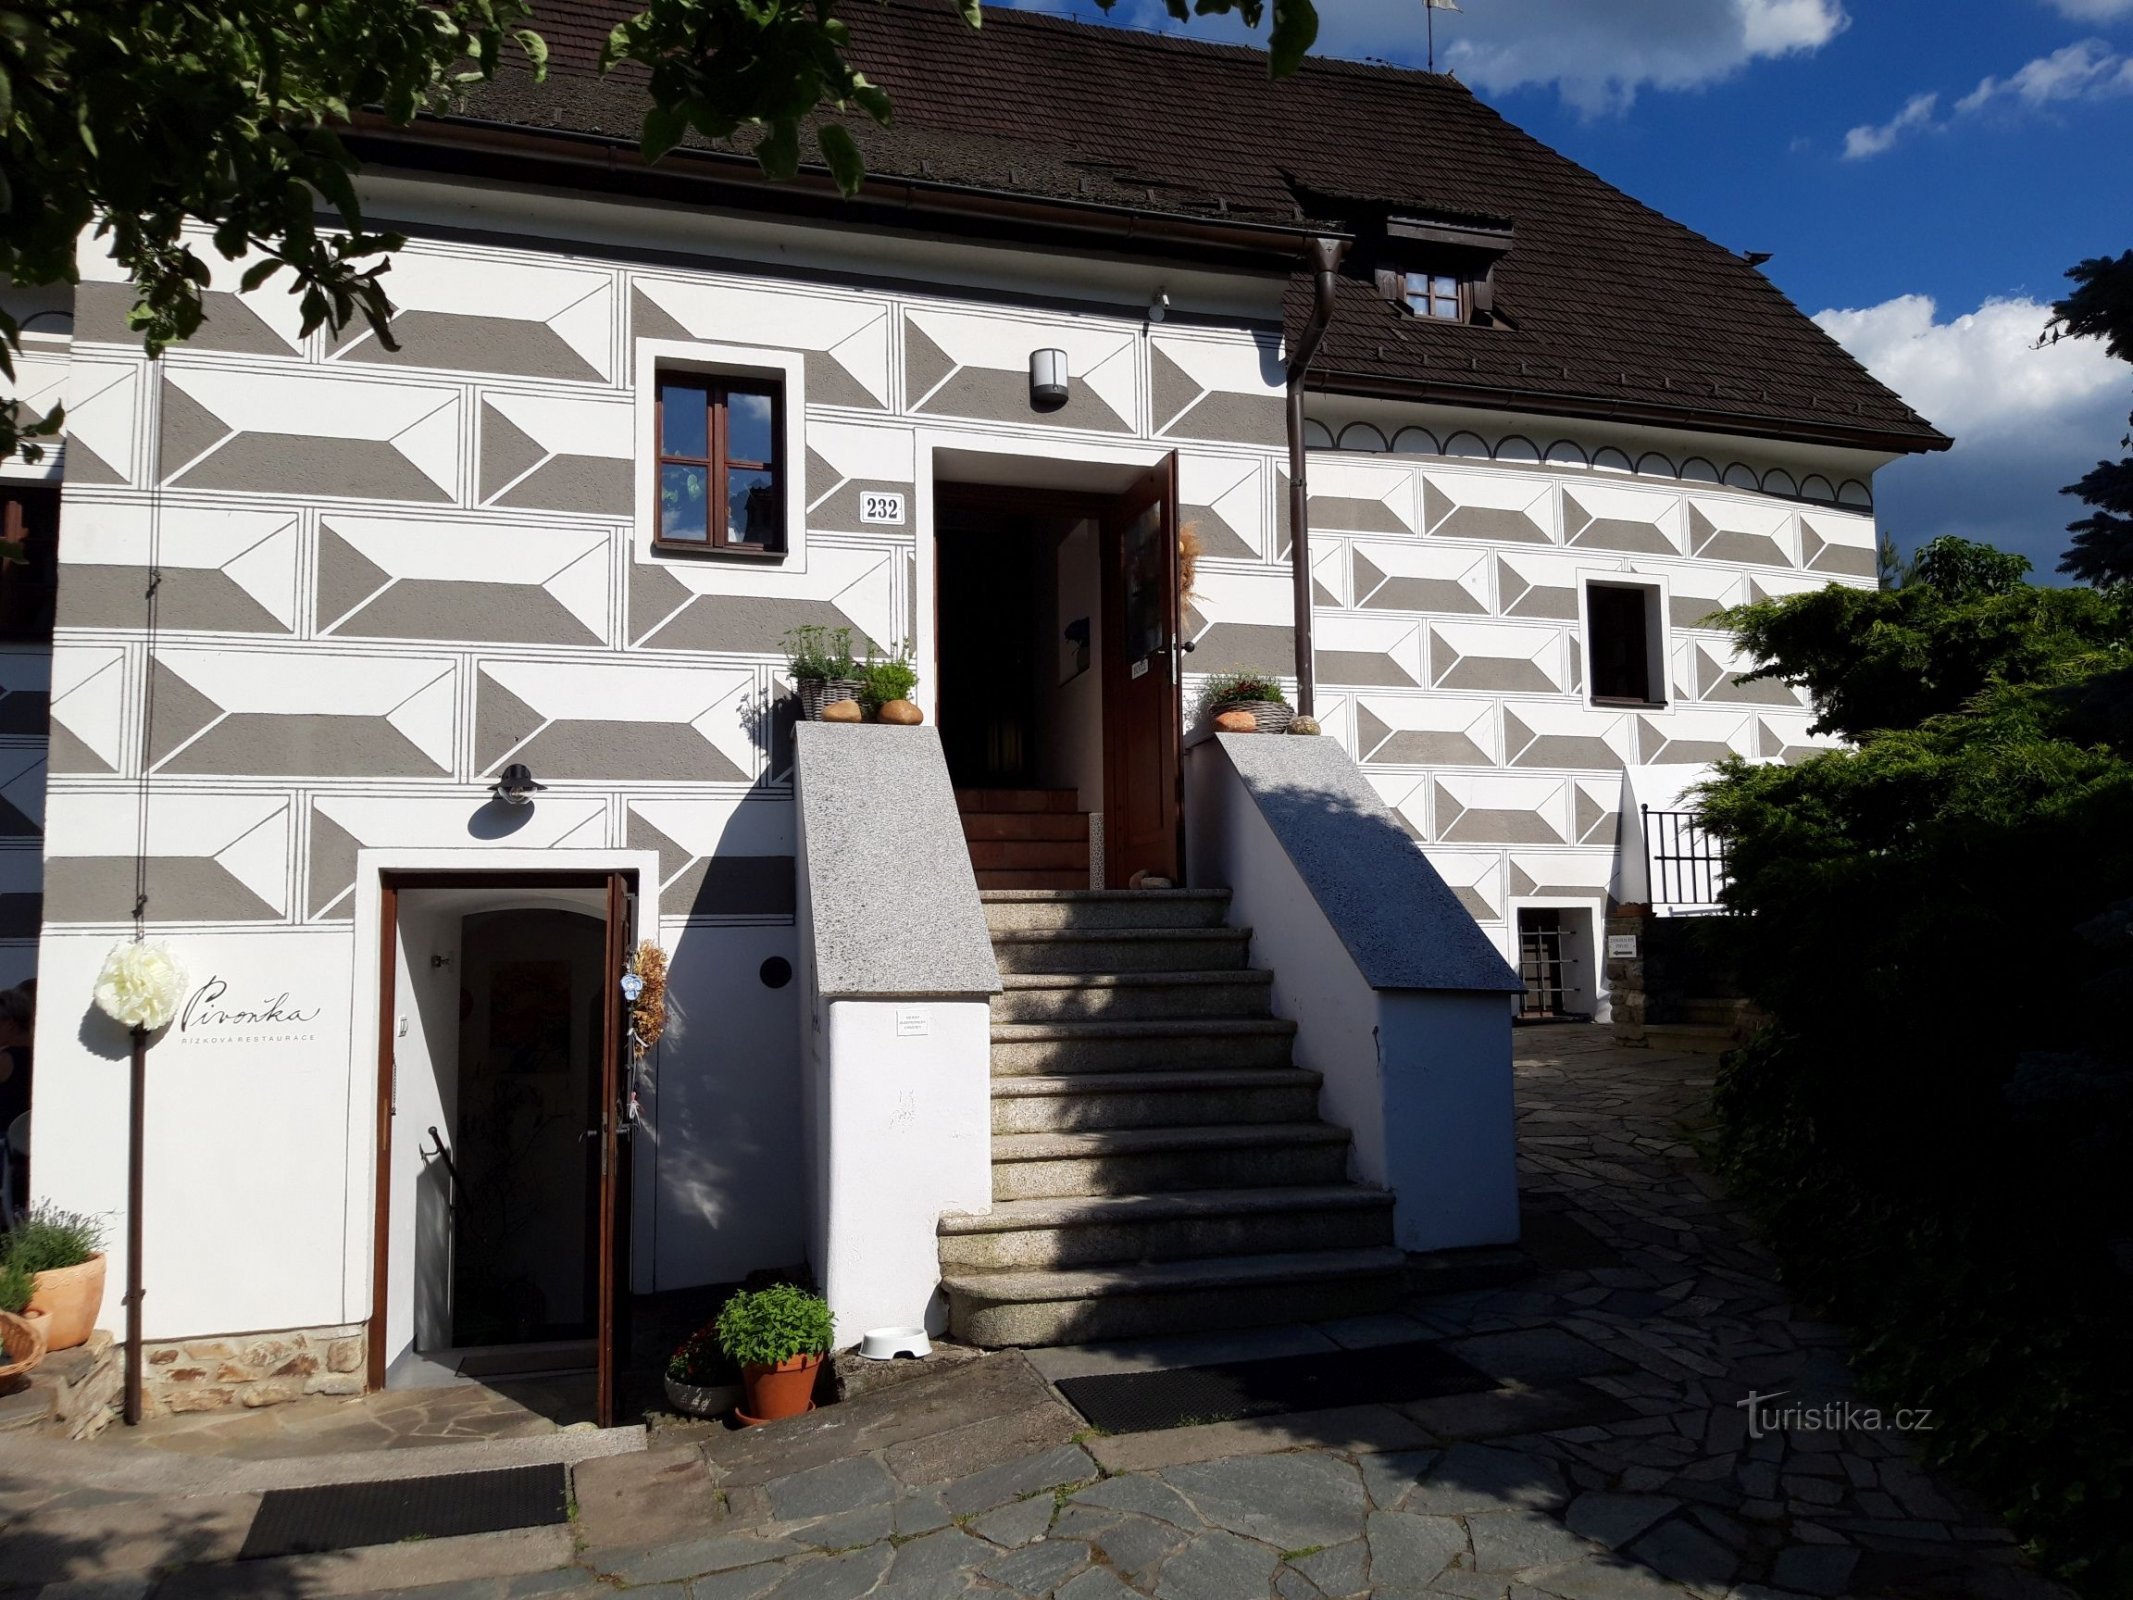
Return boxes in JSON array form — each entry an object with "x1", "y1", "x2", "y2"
[
  {"x1": 1310, "y1": 449, "x2": 1879, "y2": 930},
  {"x1": 625, "y1": 798, "x2": 795, "y2": 921},
  {"x1": 330, "y1": 251, "x2": 615, "y2": 384},
  {"x1": 44, "y1": 792, "x2": 290, "y2": 923},
  {"x1": 905, "y1": 306, "x2": 1134, "y2": 432},
  {"x1": 57, "y1": 503, "x2": 299, "y2": 635},
  {"x1": 316, "y1": 515, "x2": 610, "y2": 646},
  {"x1": 1150, "y1": 330, "x2": 1284, "y2": 448}
]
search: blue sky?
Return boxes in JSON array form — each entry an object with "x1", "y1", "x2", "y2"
[{"x1": 1009, "y1": 0, "x2": 2133, "y2": 577}]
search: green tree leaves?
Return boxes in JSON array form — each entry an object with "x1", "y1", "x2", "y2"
[
  {"x1": 1711, "y1": 536, "x2": 2131, "y2": 741},
  {"x1": 2050, "y1": 252, "x2": 2133, "y2": 588}
]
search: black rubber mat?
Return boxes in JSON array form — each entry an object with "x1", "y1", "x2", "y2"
[
  {"x1": 238, "y1": 1464, "x2": 568, "y2": 1560},
  {"x1": 1056, "y1": 1340, "x2": 1495, "y2": 1435}
]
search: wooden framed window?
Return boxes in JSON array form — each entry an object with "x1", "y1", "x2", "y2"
[
  {"x1": 0, "y1": 486, "x2": 59, "y2": 643},
  {"x1": 1586, "y1": 581, "x2": 1663, "y2": 706},
  {"x1": 1402, "y1": 271, "x2": 1464, "y2": 321},
  {"x1": 654, "y1": 374, "x2": 783, "y2": 553}
]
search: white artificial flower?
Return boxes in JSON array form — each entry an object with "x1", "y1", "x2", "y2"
[{"x1": 93, "y1": 941, "x2": 188, "y2": 1032}]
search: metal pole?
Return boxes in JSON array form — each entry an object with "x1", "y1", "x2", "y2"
[{"x1": 123, "y1": 1023, "x2": 145, "y2": 1425}]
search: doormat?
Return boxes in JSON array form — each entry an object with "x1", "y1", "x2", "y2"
[
  {"x1": 238, "y1": 1464, "x2": 569, "y2": 1560},
  {"x1": 1055, "y1": 1340, "x2": 1494, "y2": 1435}
]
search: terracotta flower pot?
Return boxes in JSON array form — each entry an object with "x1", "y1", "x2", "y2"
[
  {"x1": 28, "y1": 1254, "x2": 106, "y2": 1352},
  {"x1": 735, "y1": 1352, "x2": 821, "y2": 1425}
]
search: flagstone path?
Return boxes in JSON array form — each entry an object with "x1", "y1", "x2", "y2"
[{"x1": 0, "y1": 1028, "x2": 2068, "y2": 1599}]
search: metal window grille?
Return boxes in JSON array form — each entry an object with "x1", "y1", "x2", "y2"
[{"x1": 1642, "y1": 806, "x2": 1729, "y2": 909}]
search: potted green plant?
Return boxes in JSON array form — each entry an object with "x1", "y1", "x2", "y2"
[
  {"x1": 782, "y1": 626, "x2": 864, "y2": 722},
  {"x1": 858, "y1": 645, "x2": 922, "y2": 725},
  {"x1": 663, "y1": 1317, "x2": 741, "y2": 1419},
  {"x1": 3, "y1": 1204, "x2": 107, "y2": 1352},
  {"x1": 1194, "y1": 671, "x2": 1293, "y2": 734},
  {"x1": 0, "y1": 1257, "x2": 42, "y2": 1384},
  {"x1": 715, "y1": 1282, "x2": 834, "y2": 1425}
]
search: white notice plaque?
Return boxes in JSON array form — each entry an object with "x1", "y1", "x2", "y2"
[
  {"x1": 1607, "y1": 934, "x2": 1638, "y2": 959},
  {"x1": 859, "y1": 491, "x2": 907, "y2": 525},
  {"x1": 895, "y1": 1006, "x2": 930, "y2": 1037}
]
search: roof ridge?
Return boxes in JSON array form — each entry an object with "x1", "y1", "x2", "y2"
[{"x1": 880, "y1": 0, "x2": 1478, "y2": 94}]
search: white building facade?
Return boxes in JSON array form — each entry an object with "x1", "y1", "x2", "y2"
[{"x1": 4, "y1": 5, "x2": 1941, "y2": 1415}]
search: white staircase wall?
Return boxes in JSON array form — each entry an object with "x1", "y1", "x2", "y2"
[
  {"x1": 794, "y1": 723, "x2": 1001, "y2": 1343},
  {"x1": 1185, "y1": 733, "x2": 1523, "y2": 1251}
]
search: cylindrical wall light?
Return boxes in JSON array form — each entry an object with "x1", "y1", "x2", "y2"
[{"x1": 1030, "y1": 348, "x2": 1070, "y2": 412}]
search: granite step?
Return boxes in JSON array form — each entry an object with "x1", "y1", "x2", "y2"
[
  {"x1": 995, "y1": 970, "x2": 1275, "y2": 1024},
  {"x1": 942, "y1": 1247, "x2": 1408, "y2": 1346},
  {"x1": 990, "y1": 1067, "x2": 1323, "y2": 1133},
  {"x1": 976, "y1": 870, "x2": 1091, "y2": 892},
  {"x1": 981, "y1": 889, "x2": 1231, "y2": 932},
  {"x1": 990, "y1": 1122, "x2": 1352, "y2": 1200},
  {"x1": 992, "y1": 927, "x2": 1252, "y2": 975},
  {"x1": 938, "y1": 1185, "x2": 1396, "y2": 1271},
  {"x1": 990, "y1": 1017, "x2": 1297, "y2": 1074}
]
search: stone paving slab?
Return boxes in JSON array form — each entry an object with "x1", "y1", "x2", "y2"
[{"x1": 0, "y1": 1028, "x2": 2073, "y2": 1600}]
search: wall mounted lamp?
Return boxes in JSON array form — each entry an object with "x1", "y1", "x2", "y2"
[
  {"x1": 491, "y1": 762, "x2": 546, "y2": 806},
  {"x1": 1030, "y1": 348, "x2": 1070, "y2": 412}
]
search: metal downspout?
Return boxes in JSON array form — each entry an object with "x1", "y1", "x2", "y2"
[{"x1": 1287, "y1": 238, "x2": 1346, "y2": 717}]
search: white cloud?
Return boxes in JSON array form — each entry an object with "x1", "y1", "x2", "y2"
[
  {"x1": 1814, "y1": 294, "x2": 2129, "y2": 567},
  {"x1": 1434, "y1": 0, "x2": 1849, "y2": 113},
  {"x1": 1842, "y1": 92, "x2": 1938, "y2": 159},
  {"x1": 1035, "y1": 0, "x2": 1848, "y2": 114},
  {"x1": 1843, "y1": 38, "x2": 2133, "y2": 156},
  {"x1": 2044, "y1": 0, "x2": 2133, "y2": 19},
  {"x1": 1955, "y1": 37, "x2": 2133, "y2": 111}
]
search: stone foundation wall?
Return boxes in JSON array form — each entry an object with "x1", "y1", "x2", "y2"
[{"x1": 143, "y1": 1322, "x2": 368, "y2": 1415}]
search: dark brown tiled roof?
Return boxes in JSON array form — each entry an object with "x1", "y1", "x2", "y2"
[{"x1": 443, "y1": 1, "x2": 1945, "y2": 453}]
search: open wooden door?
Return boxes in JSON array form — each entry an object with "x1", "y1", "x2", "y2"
[
  {"x1": 1101, "y1": 453, "x2": 1183, "y2": 887},
  {"x1": 595, "y1": 870, "x2": 636, "y2": 1427}
]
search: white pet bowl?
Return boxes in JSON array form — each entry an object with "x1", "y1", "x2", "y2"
[{"x1": 858, "y1": 1326, "x2": 931, "y2": 1360}]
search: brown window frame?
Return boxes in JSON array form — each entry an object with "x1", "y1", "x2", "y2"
[
  {"x1": 0, "y1": 484, "x2": 60, "y2": 643},
  {"x1": 1400, "y1": 269, "x2": 1467, "y2": 322},
  {"x1": 653, "y1": 373, "x2": 786, "y2": 556},
  {"x1": 1585, "y1": 581, "x2": 1664, "y2": 708}
]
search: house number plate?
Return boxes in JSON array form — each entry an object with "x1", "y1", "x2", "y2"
[{"x1": 859, "y1": 491, "x2": 907, "y2": 525}]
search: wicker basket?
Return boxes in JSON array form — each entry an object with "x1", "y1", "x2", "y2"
[
  {"x1": 0, "y1": 1308, "x2": 46, "y2": 1383},
  {"x1": 796, "y1": 678, "x2": 866, "y2": 722},
  {"x1": 1210, "y1": 698, "x2": 1293, "y2": 735}
]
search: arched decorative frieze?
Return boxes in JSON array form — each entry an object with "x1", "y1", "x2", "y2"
[{"x1": 1300, "y1": 417, "x2": 1876, "y2": 511}]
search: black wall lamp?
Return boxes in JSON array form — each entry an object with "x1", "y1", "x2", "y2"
[{"x1": 491, "y1": 763, "x2": 546, "y2": 806}]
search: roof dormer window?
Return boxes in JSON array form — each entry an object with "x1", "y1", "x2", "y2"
[{"x1": 1402, "y1": 271, "x2": 1465, "y2": 321}]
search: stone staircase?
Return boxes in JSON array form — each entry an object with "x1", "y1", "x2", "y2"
[
  {"x1": 939, "y1": 888, "x2": 1405, "y2": 1346},
  {"x1": 956, "y1": 788, "x2": 1091, "y2": 892}
]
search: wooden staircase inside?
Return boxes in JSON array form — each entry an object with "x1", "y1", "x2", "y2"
[
  {"x1": 956, "y1": 788, "x2": 1091, "y2": 892},
  {"x1": 938, "y1": 888, "x2": 1406, "y2": 1347}
]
